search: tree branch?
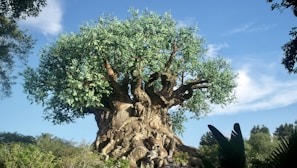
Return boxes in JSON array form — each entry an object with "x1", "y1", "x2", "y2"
[
  {"x1": 120, "y1": 73, "x2": 130, "y2": 96},
  {"x1": 165, "y1": 42, "x2": 179, "y2": 73},
  {"x1": 146, "y1": 72, "x2": 160, "y2": 88},
  {"x1": 104, "y1": 59, "x2": 118, "y2": 82},
  {"x1": 104, "y1": 59, "x2": 131, "y2": 102},
  {"x1": 168, "y1": 78, "x2": 209, "y2": 107},
  {"x1": 159, "y1": 73, "x2": 177, "y2": 97}
]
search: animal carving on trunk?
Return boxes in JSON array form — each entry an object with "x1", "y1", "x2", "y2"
[{"x1": 133, "y1": 102, "x2": 146, "y2": 118}]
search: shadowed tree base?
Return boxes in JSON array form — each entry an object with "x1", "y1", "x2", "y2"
[{"x1": 92, "y1": 102, "x2": 203, "y2": 167}]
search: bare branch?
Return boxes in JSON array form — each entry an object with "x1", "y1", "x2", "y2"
[
  {"x1": 146, "y1": 72, "x2": 160, "y2": 88},
  {"x1": 104, "y1": 59, "x2": 132, "y2": 102},
  {"x1": 168, "y1": 78, "x2": 209, "y2": 107},
  {"x1": 104, "y1": 59, "x2": 118, "y2": 82},
  {"x1": 159, "y1": 73, "x2": 177, "y2": 96},
  {"x1": 165, "y1": 42, "x2": 179, "y2": 73}
]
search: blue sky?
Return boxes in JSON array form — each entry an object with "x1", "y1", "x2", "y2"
[{"x1": 1, "y1": 0, "x2": 296, "y2": 147}]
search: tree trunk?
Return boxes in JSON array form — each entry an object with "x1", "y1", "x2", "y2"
[{"x1": 92, "y1": 101, "x2": 203, "y2": 168}]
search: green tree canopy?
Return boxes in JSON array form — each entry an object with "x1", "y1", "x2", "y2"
[
  {"x1": 248, "y1": 132, "x2": 273, "y2": 157},
  {"x1": 274, "y1": 121, "x2": 297, "y2": 139},
  {"x1": 245, "y1": 124, "x2": 277, "y2": 167},
  {"x1": 0, "y1": 132, "x2": 36, "y2": 144},
  {"x1": 199, "y1": 131, "x2": 217, "y2": 146},
  {"x1": 250, "y1": 125, "x2": 270, "y2": 135},
  {"x1": 0, "y1": 0, "x2": 46, "y2": 97},
  {"x1": 23, "y1": 9, "x2": 236, "y2": 130}
]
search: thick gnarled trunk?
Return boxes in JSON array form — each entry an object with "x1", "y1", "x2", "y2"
[
  {"x1": 92, "y1": 101, "x2": 201, "y2": 167},
  {"x1": 91, "y1": 61, "x2": 203, "y2": 167}
]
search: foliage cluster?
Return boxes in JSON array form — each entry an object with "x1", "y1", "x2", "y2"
[
  {"x1": 172, "y1": 151, "x2": 189, "y2": 166},
  {"x1": 0, "y1": 132, "x2": 130, "y2": 168},
  {"x1": 0, "y1": 143, "x2": 57, "y2": 168},
  {"x1": 22, "y1": 9, "x2": 236, "y2": 134}
]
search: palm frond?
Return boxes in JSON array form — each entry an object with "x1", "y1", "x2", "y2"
[
  {"x1": 266, "y1": 129, "x2": 297, "y2": 167},
  {"x1": 208, "y1": 123, "x2": 246, "y2": 168},
  {"x1": 208, "y1": 124, "x2": 230, "y2": 148}
]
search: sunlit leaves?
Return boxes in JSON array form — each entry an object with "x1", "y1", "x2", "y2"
[
  {"x1": 0, "y1": 143, "x2": 57, "y2": 167},
  {"x1": 23, "y1": 8, "x2": 236, "y2": 125},
  {"x1": 180, "y1": 57, "x2": 236, "y2": 118}
]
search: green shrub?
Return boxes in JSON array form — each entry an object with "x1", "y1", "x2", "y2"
[
  {"x1": 173, "y1": 151, "x2": 189, "y2": 165},
  {"x1": 0, "y1": 143, "x2": 57, "y2": 168},
  {"x1": 102, "y1": 157, "x2": 130, "y2": 168},
  {"x1": 56, "y1": 144, "x2": 103, "y2": 168}
]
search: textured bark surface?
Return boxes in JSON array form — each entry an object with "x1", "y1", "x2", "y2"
[
  {"x1": 92, "y1": 102, "x2": 203, "y2": 167},
  {"x1": 87, "y1": 60, "x2": 208, "y2": 167}
]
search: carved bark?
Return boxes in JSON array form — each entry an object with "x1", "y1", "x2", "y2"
[
  {"x1": 89, "y1": 56, "x2": 205, "y2": 167},
  {"x1": 92, "y1": 101, "x2": 203, "y2": 168}
]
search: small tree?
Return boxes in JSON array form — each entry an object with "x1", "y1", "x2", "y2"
[{"x1": 23, "y1": 9, "x2": 236, "y2": 167}]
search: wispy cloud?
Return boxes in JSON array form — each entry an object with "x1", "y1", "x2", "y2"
[
  {"x1": 177, "y1": 17, "x2": 196, "y2": 28},
  {"x1": 19, "y1": 0, "x2": 63, "y2": 36},
  {"x1": 222, "y1": 22, "x2": 275, "y2": 36},
  {"x1": 211, "y1": 63, "x2": 297, "y2": 115},
  {"x1": 206, "y1": 43, "x2": 229, "y2": 57}
]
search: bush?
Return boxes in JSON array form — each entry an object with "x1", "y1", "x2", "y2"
[
  {"x1": 102, "y1": 157, "x2": 130, "y2": 168},
  {"x1": 56, "y1": 143, "x2": 103, "y2": 168},
  {"x1": 0, "y1": 133, "x2": 131, "y2": 168},
  {"x1": 0, "y1": 143, "x2": 58, "y2": 167}
]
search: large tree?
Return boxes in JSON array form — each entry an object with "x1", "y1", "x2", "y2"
[
  {"x1": 23, "y1": 9, "x2": 236, "y2": 167},
  {"x1": 267, "y1": 0, "x2": 297, "y2": 73},
  {"x1": 0, "y1": 0, "x2": 46, "y2": 97}
]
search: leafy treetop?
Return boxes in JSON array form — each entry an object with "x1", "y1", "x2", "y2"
[{"x1": 23, "y1": 9, "x2": 237, "y2": 126}]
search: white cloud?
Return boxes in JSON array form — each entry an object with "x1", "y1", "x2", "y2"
[
  {"x1": 177, "y1": 17, "x2": 196, "y2": 28},
  {"x1": 211, "y1": 67, "x2": 297, "y2": 115},
  {"x1": 229, "y1": 22, "x2": 254, "y2": 34},
  {"x1": 19, "y1": 0, "x2": 63, "y2": 36},
  {"x1": 222, "y1": 22, "x2": 275, "y2": 36},
  {"x1": 206, "y1": 43, "x2": 229, "y2": 57}
]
